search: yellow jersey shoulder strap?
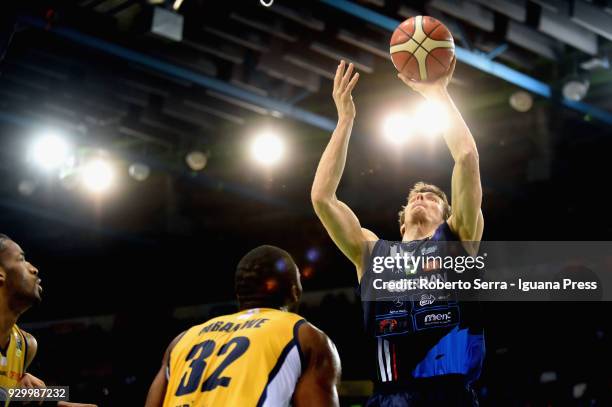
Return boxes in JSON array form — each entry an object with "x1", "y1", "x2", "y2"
[
  {"x1": 11, "y1": 326, "x2": 27, "y2": 374},
  {"x1": 253, "y1": 310, "x2": 306, "y2": 406}
]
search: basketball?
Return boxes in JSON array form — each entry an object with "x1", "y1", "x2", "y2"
[{"x1": 390, "y1": 15, "x2": 455, "y2": 82}]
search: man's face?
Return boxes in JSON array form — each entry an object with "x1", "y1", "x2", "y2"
[
  {"x1": 0, "y1": 240, "x2": 42, "y2": 305},
  {"x1": 403, "y1": 191, "x2": 445, "y2": 228}
]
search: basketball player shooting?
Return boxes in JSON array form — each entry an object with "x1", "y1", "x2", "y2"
[
  {"x1": 145, "y1": 245, "x2": 341, "y2": 407},
  {"x1": 311, "y1": 53, "x2": 484, "y2": 405}
]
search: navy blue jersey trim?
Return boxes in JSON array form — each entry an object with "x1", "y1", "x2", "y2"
[
  {"x1": 256, "y1": 331, "x2": 299, "y2": 407},
  {"x1": 357, "y1": 239, "x2": 386, "y2": 290},
  {"x1": 293, "y1": 319, "x2": 306, "y2": 369},
  {"x1": 20, "y1": 329, "x2": 28, "y2": 370}
]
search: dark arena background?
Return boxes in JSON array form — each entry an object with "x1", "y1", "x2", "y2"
[{"x1": 1, "y1": 0, "x2": 612, "y2": 406}]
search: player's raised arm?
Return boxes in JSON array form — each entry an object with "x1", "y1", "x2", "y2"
[
  {"x1": 144, "y1": 332, "x2": 185, "y2": 407},
  {"x1": 398, "y1": 58, "x2": 483, "y2": 249},
  {"x1": 311, "y1": 61, "x2": 376, "y2": 276},
  {"x1": 292, "y1": 322, "x2": 341, "y2": 407}
]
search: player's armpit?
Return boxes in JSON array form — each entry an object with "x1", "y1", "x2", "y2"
[
  {"x1": 144, "y1": 331, "x2": 185, "y2": 407},
  {"x1": 293, "y1": 322, "x2": 341, "y2": 407}
]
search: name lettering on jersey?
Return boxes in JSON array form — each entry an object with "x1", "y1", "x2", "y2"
[{"x1": 198, "y1": 318, "x2": 269, "y2": 334}]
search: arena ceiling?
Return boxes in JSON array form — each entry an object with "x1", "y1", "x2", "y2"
[{"x1": 2, "y1": 0, "x2": 612, "y2": 316}]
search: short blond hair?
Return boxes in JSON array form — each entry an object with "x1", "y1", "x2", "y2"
[{"x1": 398, "y1": 182, "x2": 451, "y2": 228}]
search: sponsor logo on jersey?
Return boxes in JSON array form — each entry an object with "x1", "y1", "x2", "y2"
[
  {"x1": 378, "y1": 319, "x2": 398, "y2": 334},
  {"x1": 419, "y1": 294, "x2": 435, "y2": 306},
  {"x1": 421, "y1": 245, "x2": 438, "y2": 255},
  {"x1": 414, "y1": 306, "x2": 460, "y2": 331},
  {"x1": 424, "y1": 312, "x2": 452, "y2": 323}
]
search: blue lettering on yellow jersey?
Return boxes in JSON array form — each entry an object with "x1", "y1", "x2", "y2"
[{"x1": 164, "y1": 308, "x2": 305, "y2": 407}]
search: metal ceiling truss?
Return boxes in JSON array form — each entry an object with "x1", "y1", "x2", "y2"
[{"x1": 320, "y1": 0, "x2": 612, "y2": 126}]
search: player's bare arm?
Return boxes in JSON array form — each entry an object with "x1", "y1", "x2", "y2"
[
  {"x1": 292, "y1": 322, "x2": 341, "y2": 407},
  {"x1": 398, "y1": 57, "x2": 484, "y2": 252},
  {"x1": 311, "y1": 61, "x2": 377, "y2": 279},
  {"x1": 18, "y1": 330, "x2": 46, "y2": 389},
  {"x1": 144, "y1": 332, "x2": 186, "y2": 407},
  {"x1": 23, "y1": 330, "x2": 37, "y2": 370}
]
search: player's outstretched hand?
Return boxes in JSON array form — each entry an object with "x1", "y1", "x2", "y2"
[
  {"x1": 398, "y1": 56, "x2": 456, "y2": 98},
  {"x1": 57, "y1": 402, "x2": 98, "y2": 407},
  {"x1": 17, "y1": 373, "x2": 46, "y2": 405},
  {"x1": 333, "y1": 60, "x2": 360, "y2": 120},
  {"x1": 18, "y1": 373, "x2": 46, "y2": 388}
]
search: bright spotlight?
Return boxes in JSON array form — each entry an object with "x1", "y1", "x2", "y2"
[
  {"x1": 563, "y1": 78, "x2": 589, "y2": 101},
  {"x1": 81, "y1": 159, "x2": 114, "y2": 193},
  {"x1": 509, "y1": 91, "x2": 533, "y2": 112},
  {"x1": 128, "y1": 163, "x2": 150, "y2": 181},
  {"x1": 382, "y1": 113, "x2": 412, "y2": 144},
  {"x1": 29, "y1": 134, "x2": 70, "y2": 171},
  {"x1": 413, "y1": 100, "x2": 449, "y2": 135},
  {"x1": 185, "y1": 151, "x2": 207, "y2": 171},
  {"x1": 251, "y1": 132, "x2": 284, "y2": 165}
]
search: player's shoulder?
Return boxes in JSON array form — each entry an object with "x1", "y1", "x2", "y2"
[
  {"x1": 278, "y1": 309, "x2": 307, "y2": 323},
  {"x1": 296, "y1": 321, "x2": 334, "y2": 354},
  {"x1": 361, "y1": 227, "x2": 379, "y2": 242},
  {"x1": 297, "y1": 321, "x2": 325, "y2": 342},
  {"x1": 16, "y1": 327, "x2": 37, "y2": 347},
  {"x1": 295, "y1": 321, "x2": 340, "y2": 372}
]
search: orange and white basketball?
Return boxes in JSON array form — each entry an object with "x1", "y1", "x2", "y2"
[{"x1": 390, "y1": 16, "x2": 455, "y2": 82}]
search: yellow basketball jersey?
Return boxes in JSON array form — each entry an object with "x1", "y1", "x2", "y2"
[
  {"x1": 164, "y1": 308, "x2": 305, "y2": 407},
  {"x1": 0, "y1": 325, "x2": 28, "y2": 406}
]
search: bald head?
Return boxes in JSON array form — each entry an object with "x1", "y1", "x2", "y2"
[
  {"x1": 0, "y1": 234, "x2": 12, "y2": 252},
  {"x1": 235, "y1": 245, "x2": 302, "y2": 311}
]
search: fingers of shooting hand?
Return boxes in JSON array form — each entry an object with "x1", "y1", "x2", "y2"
[
  {"x1": 439, "y1": 56, "x2": 456, "y2": 87},
  {"x1": 346, "y1": 72, "x2": 360, "y2": 93},
  {"x1": 340, "y1": 62, "x2": 354, "y2": 90},
  {"x1": 449, "y1": 55, "x2": 457, "y2": 75},
  {"x1": 333, "y1": 60, "x2": 344, "y2": 91},
  {"x1": 397, "y1": 73, "x2": 415, "y2": 89}
]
